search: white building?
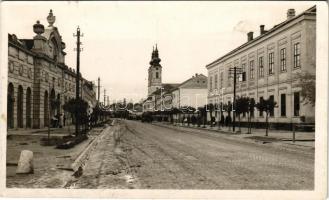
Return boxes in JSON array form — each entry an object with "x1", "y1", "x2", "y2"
[{"x1": 205, "y1": 6, "x2": 316, "y2": 129}]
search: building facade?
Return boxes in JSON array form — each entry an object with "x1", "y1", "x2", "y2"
[
  {"x1": 7, "y1": 10, "x2": 96, "y2": 129},
  {"x1": 206, "y1": 6, "x2": 316, "y2": 128},
  {"x1": 148, "y1": 45, "x2": 162, "y2": 96},
  {"x1": 143, "y1": 46, "x2": 208, "y2": 112},
  {"x1": 143, "y1": 45, "x2": 180, "y2": 111},
  {"x1": 171, "y1": 74, "x2": 208, "y2": 109}
]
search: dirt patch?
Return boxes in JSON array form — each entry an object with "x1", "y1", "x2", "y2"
[{"x1": 245, "y1": 136, "x2": 281, "y2": 142}]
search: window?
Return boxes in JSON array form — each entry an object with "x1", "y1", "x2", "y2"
[
  {"x1": 281, "y1": 94, "x2": 286, "y2": 116},
  {"x1": 209, "y1": 76, "x2": 213, "y2": 91},
  {"x1": 250, "y1": 60, "x2": 254, "y2": 79},
  {"x1": 280, "y1": 48, "x2": 286, "y2": 72},
  {"x1": 259, "y1": 57, "x2": 264, "y2": 78},
  {"x1": 294, "y1": 92, "x2": 300, "y2": 116},
  {"x1": 294, "y1": 43, "x2": 301, "y2": 68},
  {"x1": 269, "y1": 95, "x2": 274, "y2": 117},
  {"x1": 214, "y1": 74, "x2": 218, "y2": 89},
  {"x1": 156, "y1": 72, "x2": 159, "y2": 79},
  {"x1": 220, "y1": 72, "x2": 223, "y2": 88},
  {"x1": 240, "y1": 64, "x2": 246, "y2": 82},
  {"x1": 259, "y1": 97, "x2": 264, "y2": 117},
  {"x1": 268, "y1": 52, "x2": 274, "y2": 75},
  {"x1": 227, "y1": 71, "x2": 231, "y2": 87}
]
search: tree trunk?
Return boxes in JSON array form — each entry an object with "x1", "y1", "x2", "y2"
[
  {"x1": 238, "y1": 114, "x2": 241, "y2": 132},
  {"x1": 265, "y1": 112, "x2": 269, "y2": 136},
  {"x1": 248, "y1": 112, "x2": 251, "y2": 134},
  {"x1": 210, "y1": 111, "x2": 213, "y2": 127},
  {"x1": 217, "y1": 111, "x2": 221, "y2": 129}
]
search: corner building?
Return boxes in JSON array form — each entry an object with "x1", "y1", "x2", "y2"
[
  {"x1": 206, "y1": 6, "x2": 316, "y2": 129},
  {"x1": 7, "y1": 10, "x2": 96, "y2": 129}
]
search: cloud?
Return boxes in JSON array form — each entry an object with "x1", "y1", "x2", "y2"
[{"x1": 233, "y1": 20, "x2": 254, "y2": 34}]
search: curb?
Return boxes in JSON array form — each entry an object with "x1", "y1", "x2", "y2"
[
  {"x1": 152, "y1": 122, "x2": 314, "y2": 150},
  {"x1": 71, "y1": 125, "x2": 113, "y2": 172},
  {"x1": 154, "y1": 122, "x2": 240, "y2": 135}
]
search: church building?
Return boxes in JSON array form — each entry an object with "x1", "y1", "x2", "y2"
[{"x1": 144, "y1": 45, "x2": 179, "y2": 111}]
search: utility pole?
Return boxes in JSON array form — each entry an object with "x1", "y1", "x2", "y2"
[
  {"x1": 74, "y1": 26, "x2": 83, "y2": 135},
  {"x1": 97, "y1": 77, "x2": 100, "y2": 103},
  {"x1": 104, "y1": 89, "x2": 106, "y2": 106},
  {"x1": 229, "y1": 66, "x2": 242, "y2": 132}
]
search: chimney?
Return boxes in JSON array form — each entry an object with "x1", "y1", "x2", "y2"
[
  {"x1": 287, "y1": 9, "x2": 295, "y2": 19},
  {"x1": 260, "y1": 25, "x2": 266, "y2": 35},
  {"x1": 247, "y1": 32, "x2": 253, "y2": 42}
]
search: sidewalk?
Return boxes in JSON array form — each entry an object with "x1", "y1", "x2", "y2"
[
  {"x1": 7, "y1": 125, "x2": 76, "y2": 137},
  {"x1": 154, "y1": 122, "x2": 315, "y2": 148},
  {"x1": 6, "y1": 125, "x2": 107, "y2": 188}
]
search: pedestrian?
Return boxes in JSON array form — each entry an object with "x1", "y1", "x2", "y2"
[
  {"x1": 52, "y1": 115, "x2": 57, "y2": 128},
  {"x1": 220, "y1": 115, "x2": 225, "y2": 125},
  {"x1": 55, "y1": 113, "x2": 60, "y2": 127},
  {"x1": 227, "y1": 115, "x2": 232, "y2": 126},
  {"x1": 59, "y1": 113, "x2": 63, "y2": 128},
  {"x1": 225, "y1": 115, "x2": 229, "y2": 127},
  {"x1": 191, "y1": 115, "x2": 196, "y2": 126}
]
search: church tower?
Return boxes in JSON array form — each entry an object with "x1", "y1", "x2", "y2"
[{"x1": 148, "y1": 45, "x2": 162, "y2": 96}]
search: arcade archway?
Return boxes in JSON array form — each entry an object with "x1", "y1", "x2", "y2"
[
  {"x1": 26, "y1": 87, "x2": 32, "y2": 128},
  {"x1": 7, "y1": 83, "x2": 14, "y2": 128},
  {"x1": 17, "y1": 85, "x2": 24, "y2": 128}
]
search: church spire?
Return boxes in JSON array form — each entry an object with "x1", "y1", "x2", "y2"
[{"x1": 149, "y1": 44, "x2": 161, "y2": 66}]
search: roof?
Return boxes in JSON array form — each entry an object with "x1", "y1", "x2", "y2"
[
  {"x1": 206, "y1": 5, "x2": 316, "y2": 69},
  {"x1": 179, "y1": 74, "x2": 207, "y2": 88},
  {"x1": 8, "y1": 34, "x2": 35, "y2": 55},
  {"x1": 150, "y1": 83, "x2": 179, "y2": 96}
]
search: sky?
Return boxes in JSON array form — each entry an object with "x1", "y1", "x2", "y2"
[{"x1": 2, "y1": 1, "x2": 315, "y2": 103}]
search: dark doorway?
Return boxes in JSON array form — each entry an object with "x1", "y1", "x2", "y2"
[
  {"x1": 7, "y1": 83, "x2": 14, "y2": 129},
  {"x1": 50, "y1": 89, "x2": 56, "y2": 118},
  {"x1": 17, "y1": 85, "x2": 24, "y2": 128},
  {"x1": 26, "y1": 87, "x2": 32, "y2": 128},
  {"x1": 44, "y1": 90, "x2": 49, "y2": 127}
]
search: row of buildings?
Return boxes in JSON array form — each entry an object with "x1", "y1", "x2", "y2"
[
  {"x1": 143, "y1": 46, "x2": 208, "y2": 113},
  {"x1": 143, "y1": 6, "x2": 316, "y2": 128},
  {"x1": 7, "y1": 10, "x2": 97, "y2": 129},
  {"x1": 206, "y1": 6, "x2": 316, "y2": 128}
]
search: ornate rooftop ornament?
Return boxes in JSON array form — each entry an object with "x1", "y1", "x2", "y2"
[
  {"x1": 33, "y1": 20, "x2": 45, "y2": 35},
  {"x1": 47, "y1": 9, "x2": 56, "y2": 27}
]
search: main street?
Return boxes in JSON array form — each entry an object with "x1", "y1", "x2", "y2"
[{"x1": 71, "y1": 120, "x2": 314, "y2": 190}]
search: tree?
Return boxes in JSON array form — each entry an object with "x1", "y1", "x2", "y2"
[
  {"x1": 235, "y1": 97, "x2": 250, "y2": 132},
  {"x1": 206, "y1": 103, "x2": 215, "y2": 127},
  {"x1": 198, "y1": 106, "x2": 207, "y2": 128},
  {"x1": 215, "y1": 103, "x2": 223, "y2": 129},
  {"x1": 223, "y1": 102, "x2": 233, "y2": 128},
  {"x1": 255, "y1": 97, "x2": 277, "y2": 136},
  {"x1": 171, "y1": 107, "x2": 180, "y2": 124},
  {"x1": 63, "y1": 98, "x2": 89, "y2": 135},
  {"x1": 247, "y1": 98, "x2": 256, "y2": 134},
  {"x1": 296, "y1": 72, "x2": 315, "y2": 106}
]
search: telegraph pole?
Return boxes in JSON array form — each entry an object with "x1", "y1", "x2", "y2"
[
  {"x1": 233, "y1": 67, "x2": 237, "y2": 132},
  {"x1": 104, "y1": 89, "x2": 106, "y2": 106},
  {"x1": 97, "y1": 77, "x2": 100, "y2": 103},
  {"x1": 74, "y1": 26, "x2": 83, "y2": 135},
  {"x1": 229, "y1": 66, "x2": 242, "y2": 132}
]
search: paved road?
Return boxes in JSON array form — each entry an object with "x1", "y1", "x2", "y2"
[{"x1": 73, "y1": 120, "x2": 314, "y2": 189}]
